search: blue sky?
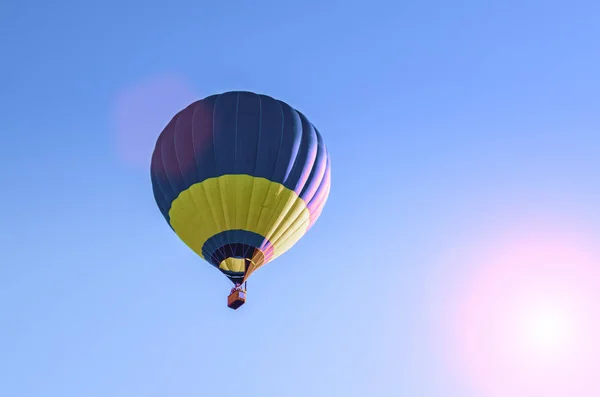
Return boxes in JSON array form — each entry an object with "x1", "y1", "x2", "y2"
[{"x1": 1, "y1": 1, "x2": 599, "y2": 396}]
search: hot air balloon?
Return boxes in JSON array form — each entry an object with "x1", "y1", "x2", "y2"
[{"x1": 150, "y1": 91, "x2": 331, "y2": 309}]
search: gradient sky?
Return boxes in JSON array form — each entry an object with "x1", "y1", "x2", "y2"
[{"x1": 1, "y1": 1, "x2": 600, "y2": 396}]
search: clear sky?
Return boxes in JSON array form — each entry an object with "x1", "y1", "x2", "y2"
[{"x1": 1, "y1": 1, "x2": 600, "y2": 396}]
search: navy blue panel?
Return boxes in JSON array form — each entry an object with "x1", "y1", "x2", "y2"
[
  {"x1": 191, "y1": 95, "x2": 218, "y2": 182},
  {"x1": 253, "y1": 96, "x2": 283, "y2": 179},
  {"x1": 270, "y1": 101, "x2": 303, "y2": 184},
  {"x1": 152, "y1": 124, "x2": 178, "y2": 220},
  {"x1": 150, "y1": 173, "x2": 170, "y2": 223},
  {"x1": 202, "y1": 230, "x2": 270, "y2": 262},
  {"x1": 299, "y1": 127, "x2": 327, "y2": 203},
  {"x1": 150, "y1": 91, "x2": 330, "y2": 224},
  {"x1": 284, "y1": 111, "x2": 318, "y2": 195},
  {"x1": 307, "y1": 154, "x2": 331, "y2": 213},
  {"x1": 212, "y1": 92, "x2": 238, "y2": 176},
  {"x1": 210, "y1": 244, "x2": 253, "y2": 265},
  {"x1": 159, "y1": 115, "x2": 188, "y2": 198},
  {"x1": 173, "y1": 103, "x2": 198, "y2": 187},
  {"x1": 150, "y1": 142, "x2": 170, "y2": 217},
  {"x1": 234, "y1": 92, "x2": 261, "y2": 174}
]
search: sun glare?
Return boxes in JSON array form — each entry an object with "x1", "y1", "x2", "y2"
[
  {"x1": 434, "y1": 225, "x2": 600, "y2": 397},
  {"x1": 519, "y1": 301, "x2": 575, "y2": 357}
]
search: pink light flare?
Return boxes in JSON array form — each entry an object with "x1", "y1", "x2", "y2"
[
  {"x1": 113, "y1": 75, "x2": 197, "y2": 169},
  {"x1": 430, "y1": 222, "x2": 600, "y2": 397}
]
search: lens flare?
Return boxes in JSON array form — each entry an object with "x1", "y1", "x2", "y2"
[
  {"x1": 518, "y1": 299, "x2": 574, "y2": 357},
  {"x1": 113, "y1": 75, "x2": 196, "y2": 169},
  {"x1": 430, "y1": 222, "x2": 600, "y2": 397}
]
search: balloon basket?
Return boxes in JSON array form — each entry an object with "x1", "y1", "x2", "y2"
[{"x1": 227, "y1": 289, "x2": 246, "y2": 310}]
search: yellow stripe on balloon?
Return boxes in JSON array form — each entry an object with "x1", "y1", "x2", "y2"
[
  {"x1": 219, "y1": 257, "x2": 246, "y2": 273},
  {"x1": 168, "y1": 175, "x2": 310, "y2": 270}
]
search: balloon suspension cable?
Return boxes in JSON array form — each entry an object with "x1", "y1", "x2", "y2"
[{"x1": 231, "y1": 281, "x2": 247, "y2": 294}]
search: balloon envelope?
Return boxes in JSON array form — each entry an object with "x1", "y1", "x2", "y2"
[{"x1": 150, "y1": 91, "x2": 331, "y2": 284}]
